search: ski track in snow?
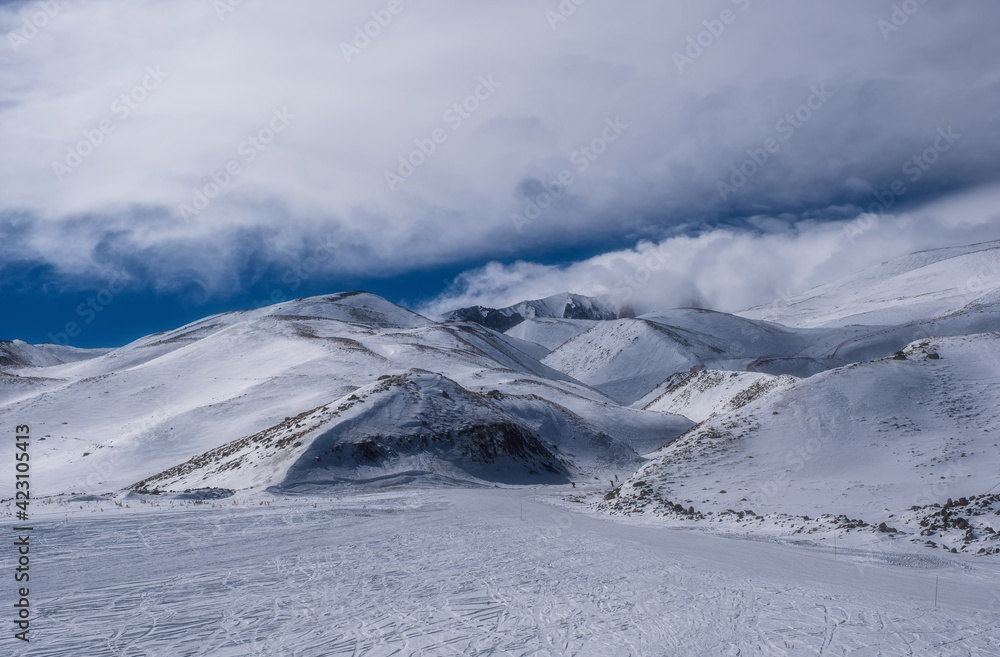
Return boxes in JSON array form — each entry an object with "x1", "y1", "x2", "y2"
[{"x1": 18, "y1": 489, "x2": 1000, "y2": 656}]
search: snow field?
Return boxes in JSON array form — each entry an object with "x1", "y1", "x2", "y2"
[{"x1": 14, "y1": 488, "x2": 1000, "y2": 656}]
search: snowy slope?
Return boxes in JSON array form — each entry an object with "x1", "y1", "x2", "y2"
[
  {"x1": 504, "y1": 293, "x2": 619, "y2": 321},
  {"x1": 636, "y1": 367, "x2": 798, "y2": 422},
  {"x1": 0, "y1": 292, "x2": 687, "y2": 496},
  {"x1": 741, "y1": 240, "x2": 1000, "y2": 328},
  {"x1": 540, "y1": 309, "x2": 856, "y2": 404},
  {"x1": 0, "y1": 339, "x2": 108, "y2": 369},
  {"x1": 20, "y1": 489, "x2": 1000, "y2": 656},
  {"x1": 503, "y1": 317, "x2": 599, "y2": 351},
  {"x1": 603, "y1": 332, "x2": 1000, "y2": 555},
  {"x1": 129, "y1": 372, "x2": 643, "y2": 492},
  {"x1": 538, "y1": 301, "x2": 1000, "y2": 405}
]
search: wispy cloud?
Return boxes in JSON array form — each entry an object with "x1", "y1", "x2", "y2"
[{"x1": 419, "y1": 185, "x2": 1000, "y2": 317}]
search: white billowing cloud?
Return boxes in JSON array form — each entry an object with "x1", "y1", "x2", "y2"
[
  {"x1": 0, "y1": 0, "x2": 998, "y2": 293},
  {"x1": 418, "y1": 185, "x2": 1000, "y2": 317}
]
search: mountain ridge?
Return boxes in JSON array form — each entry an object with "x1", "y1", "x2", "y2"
[
  {"x1": 2, "y1": 238, "x2": 1000, "y2": 563},
  {"x1": 739, "y1": 240, "x2": 1000, "y2": 328},
  {"x1": 445, "y1": 292, "x2": 620, "y2": 332}
]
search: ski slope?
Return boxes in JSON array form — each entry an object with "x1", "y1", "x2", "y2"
[{"x1": 15, "y1": 488, "x2": 1000, "y2": 656}]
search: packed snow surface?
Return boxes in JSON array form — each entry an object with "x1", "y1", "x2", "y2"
[{"x1": 13, "y1": 488, "x2": 1000, "y2": 656}]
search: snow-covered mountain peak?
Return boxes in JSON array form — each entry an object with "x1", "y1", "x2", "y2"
[
  {"x1": 259, "y1": 291, "x2": 434, "y2": 328},
  {"x1": 0, "y1": 340, "x2": 109, "y2": 369},
  {"x1": 446, "y1": 293, "x2": 619, "y2": 332},
  {"x1": 740, "y1": 240, "x2": 1000, "y2": 328}
]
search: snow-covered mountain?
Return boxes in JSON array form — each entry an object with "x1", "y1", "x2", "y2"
[
  {"x1": 602, "y1": 332, "x2": 1000, "y2": 555},
  {"x1": 0, "y1": 339, "x2": 108, "y2": 369},
  {"x1": 2, "y1": 241, "x2": 1000, "y2": 561},
  {"x1": 635, "y1": 367, "x2": 798, "y2": 423},
  {"x1": 0, "y1": 291, "x2": 687, "y2": 495},
  {"x1": 446, "y1": 293, "x2": 619, "y2": 332},
  {"x1": 740, "y1": 240, "x2": 1000, "y2": 328},
  {"x1": 535, "y1": 309, "x2": 880, "y2": 404},
  {"x1": 130, "y1": 372, "x2": 643, "y2": 492},
  {"x1": 504, "y1": 316, "x2": 601, "y2": 350}
]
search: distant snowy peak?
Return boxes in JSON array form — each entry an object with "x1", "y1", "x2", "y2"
[
  {"x1": 0, "y1": 340, "x2": 59, "y2": 369},
  {"x1": 514, "y1": 293, "x2": 621, "y2": 321},
  {"x1": 739, "y1": 240, "x2": 1000, "y2": 328},
  {"x1": 447, "y1": 293, "x2": 620, "y2": 332},
  {"x1": 262, "y1": 291, "x2": 434, "y2": 328},
  {"x1": 0, "y1": 340, "x2": 109, "y2": 369},
  {"x1": 102, "y1": 290, "x2": 434, "y2": 361}
]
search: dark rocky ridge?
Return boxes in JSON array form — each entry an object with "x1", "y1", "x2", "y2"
[{"x1": 446, "y1": 293, "x2": 620, "y2": 332}]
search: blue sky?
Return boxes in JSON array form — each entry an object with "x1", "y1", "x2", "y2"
[
  {"x1": 1, "y1": 0, "x2": 999, "y2": 347},
  {"x1": 0, "y1": 242, "x2": 628, "y2": 347}
]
